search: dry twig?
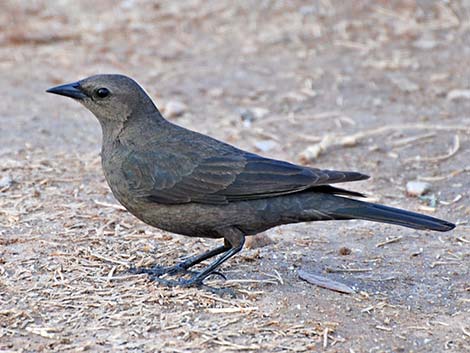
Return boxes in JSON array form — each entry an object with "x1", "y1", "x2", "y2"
[{"x1": 300, "y1": 124, "x2": 469, "y2": 162}]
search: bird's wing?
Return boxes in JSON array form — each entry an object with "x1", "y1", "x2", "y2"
[{"x1": 122, "y1": 150, "x2": 369, "y2": 205}]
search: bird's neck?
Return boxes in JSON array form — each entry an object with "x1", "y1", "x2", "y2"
[{"x1": 100, "y1": 108, "x2": 168, "y2": 150}]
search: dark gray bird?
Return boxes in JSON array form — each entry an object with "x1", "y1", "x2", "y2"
[{"x1": 47, "y1": 74, "x2": 455, "y2": 287}]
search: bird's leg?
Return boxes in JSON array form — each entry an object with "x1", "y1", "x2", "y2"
[
  {"x1": 174, "y1": 227, "x2": 245, "y2": 287},
  {"x1": 133, "y1": 228, "x2": 245, "y2": 287},
  {"x1": 130, "y1": 244, "x2": 229, "y2": 277},
  {"x1": 176, "y1": 244, "x2": 230, "y2": 271}
]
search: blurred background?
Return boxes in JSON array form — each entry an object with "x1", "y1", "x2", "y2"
[{"x1": 1, "y1": 1, "x2": 469, "y2": 352}]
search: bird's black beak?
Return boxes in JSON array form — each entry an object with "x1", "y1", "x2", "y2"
[{"x1": 46, "y1": 82, "x2": 87, "y2": 100}]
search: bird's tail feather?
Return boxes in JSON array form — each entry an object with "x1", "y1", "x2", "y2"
[{"x1": 333, "y1": 199, "x2": 455, "y2": 232}]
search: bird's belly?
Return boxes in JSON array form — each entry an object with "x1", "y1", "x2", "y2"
[
  {"x1": 123, "y1": 201, "x2": 241, "y2": 238},
  {"x1": 118, "y1": 194, "x2": 325, "y2": 238}
]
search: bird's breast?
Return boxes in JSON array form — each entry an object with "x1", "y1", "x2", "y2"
[{"x1": 100, "y1": 144, "x2": 137, "y2": 210}]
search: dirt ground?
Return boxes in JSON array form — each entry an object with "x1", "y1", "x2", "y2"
[{"x1": 1, "y1": 1, "x2": 469, "y2": 352}]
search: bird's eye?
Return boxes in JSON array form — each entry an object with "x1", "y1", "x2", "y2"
[{"x1": 96, "y1": 87, "x2": 110, "y2": 98}]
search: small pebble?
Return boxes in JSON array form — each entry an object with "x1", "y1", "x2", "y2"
[
  {"x1": 388, "y1": 75, "x2": 419, "y2": 93},
  {"x1": 163, "y1": 100, "x2": 187, "y2": 118},
  {"x1": 372, "y1": 98, "x2": 382, "y2": 107},
  {"x1": 406, "y1": 180, "x2": 431, "y2": 197},
  {"x1": 207, "y1": 87, "x2": 224, "y2": 98},
  {"x1": 0, "y1": 175, "x2": 13, "y2": 190},
  {"x1": 238, "y1": 107, "x2": 269, "y2": 128},
  {"x1": 250, "y1": 107, "x2": 269, "y2": 120},
  {"x1": 254, "y1": 139, "x2": 278, "y2": 152},
  {"x1": 413, "y1": 34, "x2": 437, "y2": 50},
  {"x1": 447, "y1": 89, "x2": 470, "y2": 101},
  {"x1": 339, "y1": 247, "x2": 352, "y2": 256},
  {"x1": 239, "y1": 109, "x2": 255, "y2": 128}
]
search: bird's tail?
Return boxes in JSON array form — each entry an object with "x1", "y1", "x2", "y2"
[{"x1": 331, "y1": 197, "x2": 455, "y2": 232}]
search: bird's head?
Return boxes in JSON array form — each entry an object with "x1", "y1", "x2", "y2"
[{"x1": 47, "y1": 74, "x2": 156, "y2": 123}]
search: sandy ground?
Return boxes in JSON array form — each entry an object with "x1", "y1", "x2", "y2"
[{"x1": 1, "y1": 1, "x2": 469, "y2": 352}]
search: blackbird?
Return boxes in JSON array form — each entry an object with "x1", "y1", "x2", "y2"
[{"x1": 47, "y1": 74, "x2": 455, "y2": 287}]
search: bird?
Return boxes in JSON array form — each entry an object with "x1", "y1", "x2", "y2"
[{"x1": 47, "y1": 74, "x2": 455, "y2": 287}]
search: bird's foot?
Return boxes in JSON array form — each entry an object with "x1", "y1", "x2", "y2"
[
  {"x1": 129, "y1": 263, "x2": 193, "y2": 277},
  {"x1": 149, "y1": 270, "x2": 227, "y2": 287},
  {"x1": 150, "y1": 272, "x2": 234, "y2": 296},
  {"x1": 130, "y1": 264, "x2": 227, "y2": 286},
  {"x1": 129, "y1": 253, "x2": 222, "y2": 277}
]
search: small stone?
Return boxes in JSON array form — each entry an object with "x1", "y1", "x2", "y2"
[
  {"x1": 406, "y1": 181, "x2": 431, "y2": 197},
  {"x1": 447, "y1": 89, "x2": 470, "y2": 101},
  {"x1": 430, "y1": 73, "x2": 448, "y2": 82},
  {"x1": 163, "y1": 100, "x2": 187, "y2": 118},
  {"x1": 254, "y1": 139, "x2": 278, "y2": 152},
  {"x1": 413, "y1": 35, "x2": 437, "y2": 50},
  {"x1": 250, "y1": 107, "x2": 269, "y2": 119},
  {"x1": 238, "y1": 107, "x2": 269, "y2": 128},
  {"x1": 339, "y1": 247, "x2": 352, "y2": 256},
  {"x1": 389, "y1": 75, "x2": 419, "y2": 93},
  {"x1": 207, "y1": 87, "x2": 224, "y2": 98},
  {"x1": 245, "y1": 233, "x2": 275, "y2": 249},
  {"x1": 239, "y1": 108, "x2": 255, "y2": 128},
  {"x1": 372, "y1": 98, "x2": 382, "y2": 107},
  {"x1": 0, "y1": 175, "x2": 13, "y2": 190}
]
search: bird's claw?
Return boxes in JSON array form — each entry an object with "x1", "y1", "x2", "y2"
[{"x1": 208, "y1": 271, "x2": 227, "y2": 281}]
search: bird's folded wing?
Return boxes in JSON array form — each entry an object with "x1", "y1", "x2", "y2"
[{"x1": 122, "y1": 151, "x2": 369, "y2": 205}]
